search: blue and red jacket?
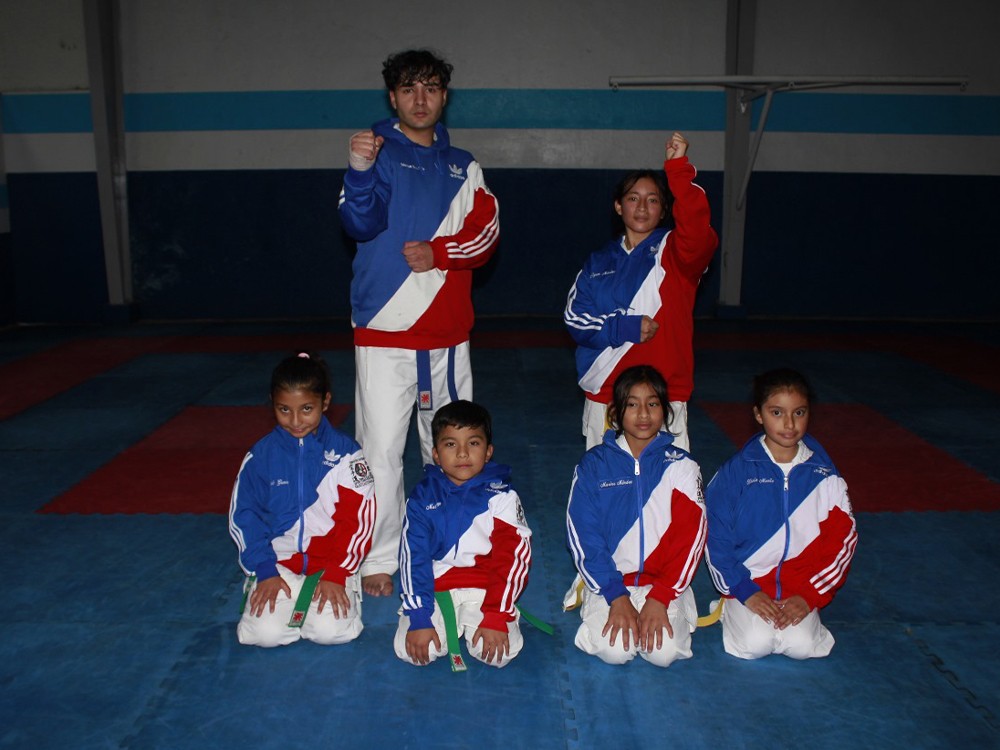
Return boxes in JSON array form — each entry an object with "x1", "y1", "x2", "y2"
[
  {"x1": 338, "y1": 118, "x2": 499, "y2": 350},
  {"x1": 566, "y1": 430, "x2": 706, "y2": 606},
  {"x1": 563, "y1": 157, "x2": 717, "y2": 404},
  {"x1": 399, "y1": 462, "x2": 532, "y2": 633},
  {"x1": 228, "y1": 417, "x2": 376, "y2": 585},
  {"x1": 705, "y1": 434, "x2": 857, "y2": 610}
]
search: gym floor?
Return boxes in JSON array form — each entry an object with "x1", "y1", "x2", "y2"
[{"x1": 1, "y1": 317, "x2": 998, "y2": 749}]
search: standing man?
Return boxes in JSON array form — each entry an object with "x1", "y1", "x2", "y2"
[{"x1": 338, "y1": 49, "x2": 500, "y2": 597}]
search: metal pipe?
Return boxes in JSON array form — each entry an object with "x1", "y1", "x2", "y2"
[{"x1": 609, "y1": 75, "x2": 968, "y2": 90}]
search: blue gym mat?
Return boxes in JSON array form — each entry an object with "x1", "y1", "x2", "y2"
[{"x1": 0, "y1": 320, "x2": 997, "y2": 749}]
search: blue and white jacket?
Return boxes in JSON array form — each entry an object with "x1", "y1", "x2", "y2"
[
  {"x1": 228, "y1": 417, "x2": 376, "y2": 585},
  {"x1": 705, "y1": 434, "x2": 857, "y2": 609},
  {"x1": 566, "y1": 430, "x2": 706, "y2": 607},
  {"x1": 399, "y1": 462, "x2": 532, "y2": 633},
  {"x1": 338, "y1": 118, "x2": 499, "y2": 350}
]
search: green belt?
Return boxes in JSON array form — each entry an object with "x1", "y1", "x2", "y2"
[
  {"x1": 434, "y1": 591, "x2": 468, "y2": 672},
  {"x1": 433, "y1": 591, "x2": 554, "y2": 673},
  {"x1": 239, "y1": 571, "x2": 323, "y2": 629},
  {"x1": 517, "y1": 605, "x2": 555, "y2": 635},
  {"x1": 288, "y1": 571, "x2": 323, "y2": 628}
]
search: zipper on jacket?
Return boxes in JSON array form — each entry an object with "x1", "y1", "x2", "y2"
[
  {"x1": 634, "y1": 456, "x2": 644, "y2": 586},
  {"x1": 297, "y1": 437, "x2": 308, "y2": 574},
  {"x1": 775, "y1": 472, "x2": 791, "y2": 600}
]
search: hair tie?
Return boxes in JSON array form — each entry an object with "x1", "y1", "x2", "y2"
[{"x1": 297, "y1": 352, "x2": 310, "y2": 359}]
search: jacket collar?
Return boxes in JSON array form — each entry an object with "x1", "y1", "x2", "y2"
[
  {"x1": 269, "y1": 415, "x2": 333, "y2": 449},
  {"x1": 421, "y1": 461, "x2": 512, "y2": 495}
]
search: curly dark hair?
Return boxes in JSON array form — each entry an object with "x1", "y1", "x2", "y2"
[{"x1": 382, "y1": 49, "x2": 453, "y2": 90}]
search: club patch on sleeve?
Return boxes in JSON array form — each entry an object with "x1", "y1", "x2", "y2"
[{"x1": 350, "y1": 458, "x2": 374, "y2": 488}]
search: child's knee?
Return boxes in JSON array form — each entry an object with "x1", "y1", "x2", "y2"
[
  {"x1": 778, "y1": 618, "x2": 835, "y2": 660},
  {"x1": 722, "y1": 622, "x2": 774, "y2": 660},
  {"x1": 575, "y1": 623, "x2": 636, "y2": 665},
  {"x1": 641, "y1": 629, "x2": 693, "y2": 668},
  {"x1": 594, "y1": 643, "x2": 637, "y2": 665},
  {"x1": 237, "y1": 613, "x2": 301, "y2": 648},
  {"x1": 303, "y1": 614, "x2": 363, "y2": 645},
  {"x1": 574, "y1": 618, "x2": 636, "y2": 664}
]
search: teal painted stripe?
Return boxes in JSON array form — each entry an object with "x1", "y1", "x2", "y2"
[
  {"x1": 125, "y1": 90, "x2": 391, "y2": 131},
  {"x1": 761, "y1": 92, "x2": 1000, "y2": 136},
  {"x1": 3, "y1": 89, "x2": 997, "y2": 136},
  {"x1": 118, "y1": 89, "x2": 725, "y2": 131},
  {"x1": 2, "y1": 93, "x2": 93, "y2": 133},
  {"x1": 446, "y1": 90, "x2": 725, "y2": 130}
]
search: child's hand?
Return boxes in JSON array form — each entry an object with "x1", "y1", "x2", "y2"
[
  {"x1": 248, "y1": 575, "x2": 291, "y2": 617},
  {"x1": 744, "y1": 590, "x2": 783, "y2": 628},
  {"x1": 665, "y1": 132, "x2": 688, "y2": 161},
  {"x1": 773, "y1": 595, "x2": 810, "y2": 630},
  {"x1": 603, "y1": 595, "x2": 640, "y2": 651},
  {"x1": 639, "y1": 315, "x2": 660, "y2": 342},
  {"x1": 473, "y1": 627, "x2": 510, "y2": 664},
  {"x1": 313, "y1": 580, "x2": 350, "y2": 618},
  {"x1": 637, "y1": 598, "x2": 673, "y2": 652},
  {"x1": 405, "y1": 628, "x2": 441, "y2": 666}
]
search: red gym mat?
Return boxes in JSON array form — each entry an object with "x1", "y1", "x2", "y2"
[
  {"x1": 701, "y1": 401, "x2": 1000, "y2": 513},
  {"x1": 694, "y1": 332, "x2": 1000, "y2": 395},
  {"x1": 41, "y1": 403, "x2": 353, "y2": 514},
  {"x1": 0, "y1": 337, "x2": 172, "y2": 420}
]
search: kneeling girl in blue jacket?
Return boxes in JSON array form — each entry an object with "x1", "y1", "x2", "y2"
[
  {"x1": 229, "y1": 352, "x2": 376, "y2": 647},
  {"x1": 705, "y1": 368, "x2": 857, "y2": 659},
  {"x1": 566, "y1": 365, "x2": 706, "y2": 667}
]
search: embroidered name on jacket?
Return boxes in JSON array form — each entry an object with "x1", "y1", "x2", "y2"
[
  {"x1": 599, "y1": 478, "x2": 634, "y2": 489},
  {"x1": 746, "y1": 477, "x2": 776, "y2": 485}
]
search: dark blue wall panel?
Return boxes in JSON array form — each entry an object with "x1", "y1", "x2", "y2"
[
  {"x1": 8, "y1": 173, "x2": 108, "y2": 324},
  {"x1": 0, "y1": 232, "x2": 13, "y2": 325},
  {"x1": 129, "y1": 170, "x2": 350, "y2": 319},
  {"x1": 6, "y1": 169, "x2": 999, "y2": 323},
  {"x1": 741, "y1": 173, "x2": 1000, "y2": 318}
]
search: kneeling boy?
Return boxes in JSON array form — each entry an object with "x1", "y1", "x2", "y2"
[{"x1": 395, "y1": 400, "x2": 532, "y2": 668}]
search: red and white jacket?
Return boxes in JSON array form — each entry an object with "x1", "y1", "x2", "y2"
[{"x1": 564, "y1": 157, "x2": 717, "y2": 404}]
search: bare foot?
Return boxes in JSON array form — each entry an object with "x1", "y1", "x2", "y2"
[{"x1": 362, "y1": 573, "x2": 393, "y2": 597}]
